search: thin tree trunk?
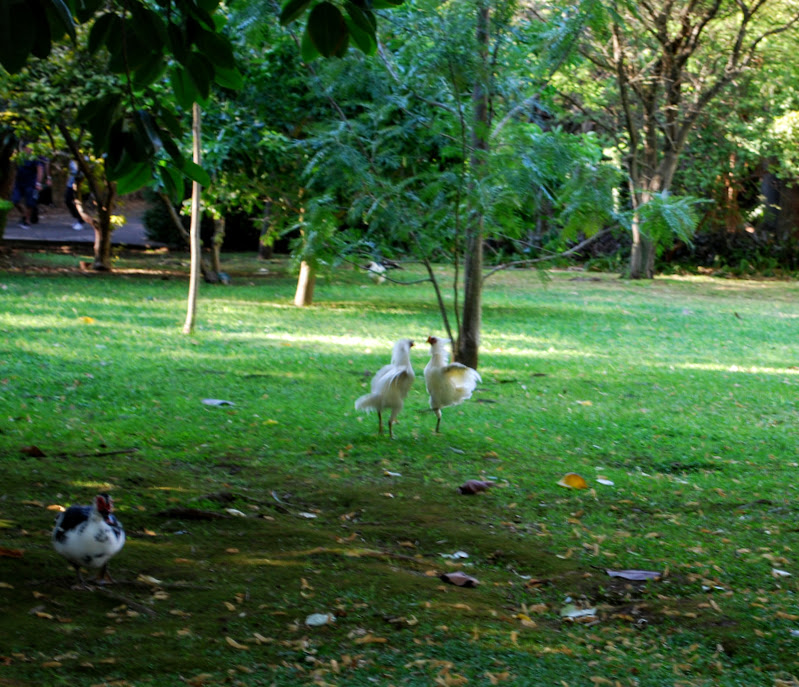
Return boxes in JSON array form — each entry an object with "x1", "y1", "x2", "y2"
[
  {"x1": 421, "y1": 256, "x2": 455, "y2": 344},
  {"x1": 628, "y1": 209, "x2": 655, "y2": 279},
  {"x1": 183, "y1": 103, "x2": 202, "y2": 335},
  {"x1": 456, "y1": 0, "x2": 489, "y2": 369},
  {"x1": 294, "y1": 261, "x2": 316, "y2": 306},
  {"x1": 211, "y1": 216, "x2": 225, "y2": 275},
  {"x1": 158, "y1": 191, "x2": 217, "y2": 282}
]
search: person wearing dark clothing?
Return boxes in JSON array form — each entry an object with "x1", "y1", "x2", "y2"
[
  {"x1": 11, "y1": 144, "x2": 45, "y2": 228},
  {"x1": 65, "y1": 159, "x2": 84, "y2": 231}
]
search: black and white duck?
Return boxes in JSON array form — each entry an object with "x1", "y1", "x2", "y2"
[{"x1": 52, "y1": 493, "x2": 125, "y2": 586}]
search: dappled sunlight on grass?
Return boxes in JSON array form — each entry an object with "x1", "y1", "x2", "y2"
[{"x1": 661, "y1": 361, "x2": 799, "y2": 376}]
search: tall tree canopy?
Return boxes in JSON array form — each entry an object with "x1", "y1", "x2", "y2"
[{"x1": 563, "y1": 0, "x2": 799, "y2": 277}]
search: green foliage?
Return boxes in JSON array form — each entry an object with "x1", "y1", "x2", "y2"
[
  {"x1": 0, "y1": 0, "x2": 243, "y2": 196},
  {"x1": 0, "y1": 0, "x2": 76, "y2": 73},
  {"x1": 279, "y1": 0, "x2": 402, "y2": 59},
  {"x1": 637, "y1": 192, "x2": 704, "y2": 256},
  {"x1": 770, "y1": 110, "x2": 799, "y2": 178}
]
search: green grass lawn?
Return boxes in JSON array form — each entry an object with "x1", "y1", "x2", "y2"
[{"x1": 1, "y1": 250, "x2": 798, "y2": 686}]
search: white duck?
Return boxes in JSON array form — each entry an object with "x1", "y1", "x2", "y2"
[
  {"x1": 52, "y1": 493, "x2": 125, "y2": 585},
  {"x1": 424, "y1": 336, "x2": 481, "y2": 432},
  {"x1": 355, "y1": 339, "x2": 415, "y2": 438}
]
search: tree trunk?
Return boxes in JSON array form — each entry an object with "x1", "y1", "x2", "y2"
[
  {"x1": 294, "y1": 261, "x2": 315, "y2": 306},
  {"x1": 211, "y1": 216, "x2": 225, "y2": 275},
  {"x1": 628, "y1": 210, "x2": 655, "y2": 279},
  {"x1": 183, "y1": 103, "x2": 202, "y2": 335},
  {"x1": 90, "y1": 190, "x2": 116, "y2": 271},
  {"x1": 92, "y1": 218, "x2": 113, "y2": 271},
  {"x1": 455, "y1": 0, "x2": 490, "y2": 370}
]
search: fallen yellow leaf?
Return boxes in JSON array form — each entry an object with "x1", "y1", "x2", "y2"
[{"x1": 557, "y1": 473, "x2": 588, "y2": 489}]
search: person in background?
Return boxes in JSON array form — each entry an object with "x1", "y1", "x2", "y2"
[
  {"x1": 11, "y1": 143, "x2": 45, "y2": 228},
  {"x1": 65, "y1": 158, "x2": 84, "y2": 231}
]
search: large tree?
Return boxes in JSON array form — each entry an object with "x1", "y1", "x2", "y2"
[
  {"x1": 297, "y1": 0, "x2": 620, "y2": 367},
  {"x1": 568, "y1": 0, "x2": 799, "y2": 277}
]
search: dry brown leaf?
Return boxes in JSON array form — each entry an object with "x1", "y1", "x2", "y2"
[
  {"x1": 185, "y1": 674, "x2": 216, "y2": 687},
  {"x1": 457, "y1": 479, "x2": 494, "y2": 495},
  {"x1": 0, "y1": 547, "x2": 24, "y2": 559},
  {"x1": 225, "y1": 636, "x2": 249, "y2": 650},
  {"x1": 440, "y1": 571, "x2": 479, "y2": 587},
  {"x1": 41, "y1": 661, "x2": 62, "y2": 668},
  {"x1": 354, "y1": 634, "x2": 387, "y2": 644},
  {"x1": 526, "y1": 603, "x2": 548, "y2": 614},
  {"x1": 557, "y1": 473, "x2": 588, "y2": 489},
  {"x1": 223, "y1": 601, "x2": 236, "y2": 612}
]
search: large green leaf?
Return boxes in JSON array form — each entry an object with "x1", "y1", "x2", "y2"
[
  {"x1": 30, "y1": 1, "x2": 52, "y2": 59},
  {"x1": 0, "y1": 2, "x2": 35, "y2": 73},
  {"x1": 345, "y1": 3, "x2": 376, "y2": 35},
  {"x1": 135, "y1": 110, "x2": 162, "y2": 154},
  {"x1": 158, "y1": 107, "x2": 183, "y2": 139},
  {"x1": 159, "y1": 164, "x2": 184, "y2": 203},
  {"x1": 214, "y1": 65, "x2": 244, "y2": 90},
  {"x1": 186, "y1": 52, "x2": 214, "y2": 101},
  {"x1": 167, "y1": 22, "x2": 188, "y2": 64},
  {"x1": 73, "y1": 0, "x2": 104, "y2": 24},
  {"x1": 107, "y1": 19, "x2": 154, "y2": 71},
  {"x1": 132, "y1": 53, "x2": 167, "y2": 90},
  {"x1": 197, "y1": 0, "x2": 221, "y2": 13},
  {"x1": 195, "y1": 27, "x2": 235, "y2": 69},
  {"x1": 307, "y1": 2, "x2": 348, "y2": 58},
  {"x1": 46, "y1": 0, "x2": 76, "y2": 41},
  {"x1": 115, "y1": 160, "x2": 155, "y2": 195},
  {"x1": 279, "y1": 0, "x2": 312, "y2": 25},
  {"x1": 344, "y1": 15, "x2": 376, "y2": 55},
  {"x1": 89, "y1": 13, "x2": 121, "y2": 56},
  {"x1": 184, "y1": 2, "x2": 216, "y2": 30},
  {"x1": 162, "y1": 136, "x2": 185, "y2": 168},
  {"x1": 128, "y1": 4, "x2": 167, "y2": 49},
  {"x1": 181, "y1": 159, "x2": 211, "y2": 187},
  {"x1": 170, "y1": 65, "x2": 198, "y2": 110},
  {"x1": 301, "y1": 26, "x2": 320, "y2": 61}
]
